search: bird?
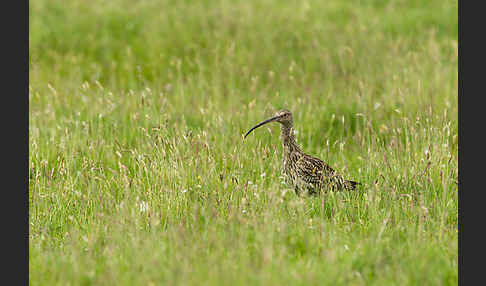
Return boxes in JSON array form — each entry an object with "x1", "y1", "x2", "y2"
[{"x1": 244, "y1": 109, "x2": 360, "y2": 195}]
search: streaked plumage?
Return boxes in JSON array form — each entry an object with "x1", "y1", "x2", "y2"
[{"x1": 244, "y1": 109, "x2": 360, "y2": 195}]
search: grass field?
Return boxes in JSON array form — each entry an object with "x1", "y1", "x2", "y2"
[{"x1": 29, "y1": 0, "x2": 458, "y2": 285}]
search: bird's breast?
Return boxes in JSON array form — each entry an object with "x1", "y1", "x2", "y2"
[{"x1": 282, "y1": 151, "x2": 300, "y2": 180}]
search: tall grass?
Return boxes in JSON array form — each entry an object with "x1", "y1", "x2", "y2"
[{"x1": 29, "y1": 0, "x2": 457, "y2": 285}]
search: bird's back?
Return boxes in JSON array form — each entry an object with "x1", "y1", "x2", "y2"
[{"x1": 284, "y1": 150, "x2": 358, "y2": 194}]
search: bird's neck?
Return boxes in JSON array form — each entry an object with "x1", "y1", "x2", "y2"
[{"x1": 280, "y1": 125, "x2": 301, "y2": 153}]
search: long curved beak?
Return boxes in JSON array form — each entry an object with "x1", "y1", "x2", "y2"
[{"x1": 244, "y1": 115, "x2": 279, "y2": 139}]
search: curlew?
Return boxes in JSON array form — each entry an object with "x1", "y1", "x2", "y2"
[{"x1": 244, "y1": 109, "x2": 360, "y2": 195}]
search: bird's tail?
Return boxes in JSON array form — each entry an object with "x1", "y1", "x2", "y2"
[{"x1": 346, "y1": 180, "x2": 361, "y2": 190}]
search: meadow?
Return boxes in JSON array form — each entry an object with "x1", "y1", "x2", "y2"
[{"x1": 29, "y1": 0, "x2": 458, "y2": 285}]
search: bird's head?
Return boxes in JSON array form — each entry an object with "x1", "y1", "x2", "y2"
[{"x1": 244, "y1": 109, "x2": 293, "y2": 139}]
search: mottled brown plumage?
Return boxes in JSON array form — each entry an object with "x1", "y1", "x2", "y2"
[{"x1": 244, "y1": 109, "x2": 360, "y2": 195}]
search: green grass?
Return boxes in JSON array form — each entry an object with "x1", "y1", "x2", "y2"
[{"x1": 29, "y1": 0, "x2": 458, "y2": 285}]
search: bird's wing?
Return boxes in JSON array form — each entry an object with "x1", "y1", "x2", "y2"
[{"x1": 295, "y1": 154, "x2": 337, "y2": 187}]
